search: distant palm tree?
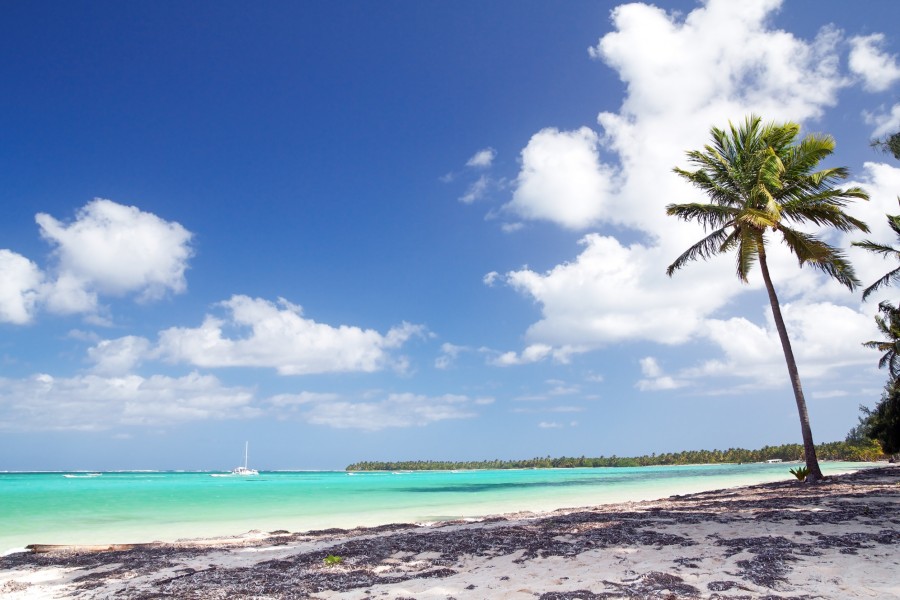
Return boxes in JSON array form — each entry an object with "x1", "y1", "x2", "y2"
[
  {"x1": 666, "y1": 115, "x2": 869, "y2": 482},
  {"x1": 853, "y1": 206, "x2": 900, "y2": 300},
  {"x1": 863, "y1": 301, "x2": 900, "y2": 378}
]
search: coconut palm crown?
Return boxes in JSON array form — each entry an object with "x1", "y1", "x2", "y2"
[
  {"x1": 863, "y1": 300, "x2": 900, "y2": 379},
  {"x1": 666, "y1": 115, "x2": 869, "y2": 482}
]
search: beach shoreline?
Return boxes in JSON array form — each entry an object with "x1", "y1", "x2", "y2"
[
  {"x1": 0, "y1": 460, "x2": 875, "y2": 556},
  {"x1": 2, "y1": 464, "x2": 898, "y2": 599}
]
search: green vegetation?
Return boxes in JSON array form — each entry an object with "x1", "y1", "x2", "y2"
[
  {"x1": 871, "y1": 131, "x2": 900, "y2": 161},
  {"x1": 323, "y1": 554, "x2": 343, "y2": 567},
  {"x1": 789, "y1": 465, "x2": 810, "y2": 481},
  {"x1": 862, "y1": 301, "x2": 900, "y2": 378},
  {"x1": 345, "y1": 440, "x2": 883, "y2": 471},
  {"x1": 665, "y1": 115, "x2": 869, "y2": 481},
  {"x1": 853, "y1": 381, "x2": 900, "y2": 456}
]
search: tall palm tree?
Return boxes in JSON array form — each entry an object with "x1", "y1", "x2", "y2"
[
  {"x1": 666, "y1": 115, "x2": 869, "y2": 482},
  {"x1": 863, "y1": 300, "x2": 900, "y2": 379},
  {"x1": 853, "y1": 206, "x2": 900, "y2": 300}
]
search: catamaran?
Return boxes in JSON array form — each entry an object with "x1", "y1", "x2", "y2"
[
  {"x1": 211, "y1": 442, "x2": 259, "y2": 476},
  {"x1": 232, "y1": 441, "x2": 259, "y2": 475}
]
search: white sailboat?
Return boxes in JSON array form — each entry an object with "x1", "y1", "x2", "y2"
[
  {"x1": 209, "y1": 442, "x2": 259, "y2": 477},
  {"x1": 230, "y1": 442, "x2": 259, "y2": 476}
]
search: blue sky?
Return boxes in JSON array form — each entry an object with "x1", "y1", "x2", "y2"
[{"x1": 2, "y1": 0, "x2": 900, "y2": 470}]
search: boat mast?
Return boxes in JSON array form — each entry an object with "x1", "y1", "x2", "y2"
[{"x1": 244, "y1": 441, "x2": 249, "y2": 469}]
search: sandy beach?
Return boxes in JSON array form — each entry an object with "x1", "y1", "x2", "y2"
[{"x1": 1, "y1": 465, "x2": 897, "y2": 599}]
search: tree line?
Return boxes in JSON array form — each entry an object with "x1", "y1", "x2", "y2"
[{"x1": 345, "y1": 439, "x2": 883, "y2": 471}]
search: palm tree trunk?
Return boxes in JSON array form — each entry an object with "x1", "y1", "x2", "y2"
[{"x1": 757, "y1": 242, "x2": 824, "y2": 482}]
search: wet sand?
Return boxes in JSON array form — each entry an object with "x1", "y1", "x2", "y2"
[{"x1": 1, "y1": 465, "x2": 898, "y2": 599}]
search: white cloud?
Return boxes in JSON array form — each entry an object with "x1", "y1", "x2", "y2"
[
  {"x1": 87, "y1": 336, "x2": 152, "y2": 376},
  {"x1": 297, "y1": 392, "x2": 482, "y2": 430},
  {"x1": 435, "y1": 342, "x2": 468, "y2": 369},
  {"x1": 492, "y1": 345, "x2": 549, "y2": 366},
  {"x1": 157, "y1": 295, "x2": 424, "y2": 375},
  {"x1": 483, "y1": 271, "x2": 501, "y2": 286},
  {"x1": 849, "y1": 34, "x2": 900, "y2": 92},
  {"x1": 504, "y1": 127, "x2": 617, "y2": 229},
  {"x1": 0, "y1": 250, "x2": 43, "y2": 324},
  {"x1": 864, "y1": 103, "x2": 900, "y2": 138},
  {"x1": 636, "y1": 356, "x2": 685, "y2": 391},
  {"x1": 683, "y1": 302, "x2": 877, "y2": 387},
  {"x1": 639, "y1": 357, "x2": 663, "y2": 378},
  {"x1": 505, "y1": 234, "x2": 731, "y2": 347},
  {"x1": 0, "y1": 371, "x2": 257, "y2": 431},
  {"x1": 37, "y1": 199, "x2": 193, "y2": 305},
  {"x1": 269, "y1": 391, "x2": 341, "y2": 407},
  {"x1": 42, "y1": 271, "x2": 98, "y2": 315},
  {"x1": 538, "y1": 421, "x2": 563, "y2": 429},
  {"x1": 0, "y1": 199, "x2": 194, "y2": 324},
  {"x1": 459, "y1": 175, "x2": 490, "y2": 204},
  {"x1": 466, "y1": 147, "x2": 496, "y2": 168}
]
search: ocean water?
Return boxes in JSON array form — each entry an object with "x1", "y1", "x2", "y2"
[{"x1": 0, "y1": 462, "x2": 875, "y2": 555}]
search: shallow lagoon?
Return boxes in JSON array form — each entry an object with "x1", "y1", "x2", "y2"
[{"x1": 0, "y1": 461, "x2": 876, "y2": 554}]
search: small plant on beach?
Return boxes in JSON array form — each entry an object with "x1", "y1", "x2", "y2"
[
  {"x1": 323, "y1": 554, "x2": 343, "y2": 567},
  {"x1": 789, "y1": 466, "x2": 810, "y2": 481}
]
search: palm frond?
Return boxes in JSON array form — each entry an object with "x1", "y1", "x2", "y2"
[
  {"x1": 781, "y1": 196, "x2": 870, "y2": 232},
  {"x1": 860, "y1": 266, "x2": 900, "y2": 300},
  {"x1": 852, "y1": 240, "x2": 900, "y2": 258},
  {"x1": 673, "y1": 167, "x2": 741, "y2": 205},
  {"x1": 665, "y1": 203, "x2": 736, "y2": 230},
  {"x1": 887, "y1": 209, "x2": 900, "y2": 237},
  {"x1": 777, "y1": 226, "x2": 859, "y2": 289},
  {"x1": 666, "y1": 226, "x2": 733, "y2": 276},
  {"x1": 738, "y1": 208, "x2": 777, "y2": 230},
  {"x1": 735, "y1": 229, "x2": 760, "y2": 282}
]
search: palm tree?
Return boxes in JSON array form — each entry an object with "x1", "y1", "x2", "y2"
[
  {"x1": 666, "y1": 115, "x2": 869, "y2": 482},
  {"x1": 853, "y1": 206, "x2": 900, "y2": 300},
  {"x1": 862, "y1": 300, "x2": 900, "y2": 379}
]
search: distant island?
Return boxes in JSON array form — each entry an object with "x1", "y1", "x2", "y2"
[{"x1": 346, "y1": 440, "x2": 884, "y2": 471}]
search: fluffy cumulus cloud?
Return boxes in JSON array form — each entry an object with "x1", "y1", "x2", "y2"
[
  {"x1": 157, "y1": 295, "x2": 424, "y2": 375},
  {"x1": 270, "y1": 392, "x2": 488, "y2": 430},
  {"x1": 489, "y1": 0, "x2": 896, "y2": 394},
  {"x1": 505, "y1": 234, "x2": 731, "y2": 347},
  {"x1": 0, "y1": 250, "x2": 43, "y2": 324},
  {"x1": 505, "y1": 127, "x2": 616, "y2": 229},
  {"x1": 0, "y1": 372, "x2": 257, "y2": 431},
  {"x1": 849, "y1": 34, "x2": 900, "y2": 92},
  {"x1": 37, "y1": 199, "x2": 193, "y2": 304},
  {"x1": 685, "y1": 302, "x2": 878, "y2": 386},
  {"x1": 0, "y1": 199, "x2": 194, "y2": 324},
  {"x1": 87, "y1": 336, "x2": 153, "y2": 376}
]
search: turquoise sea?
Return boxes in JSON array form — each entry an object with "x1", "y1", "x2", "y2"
[{"x1": 0, "y1": 462, "x2": 875, "y2": 555}]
